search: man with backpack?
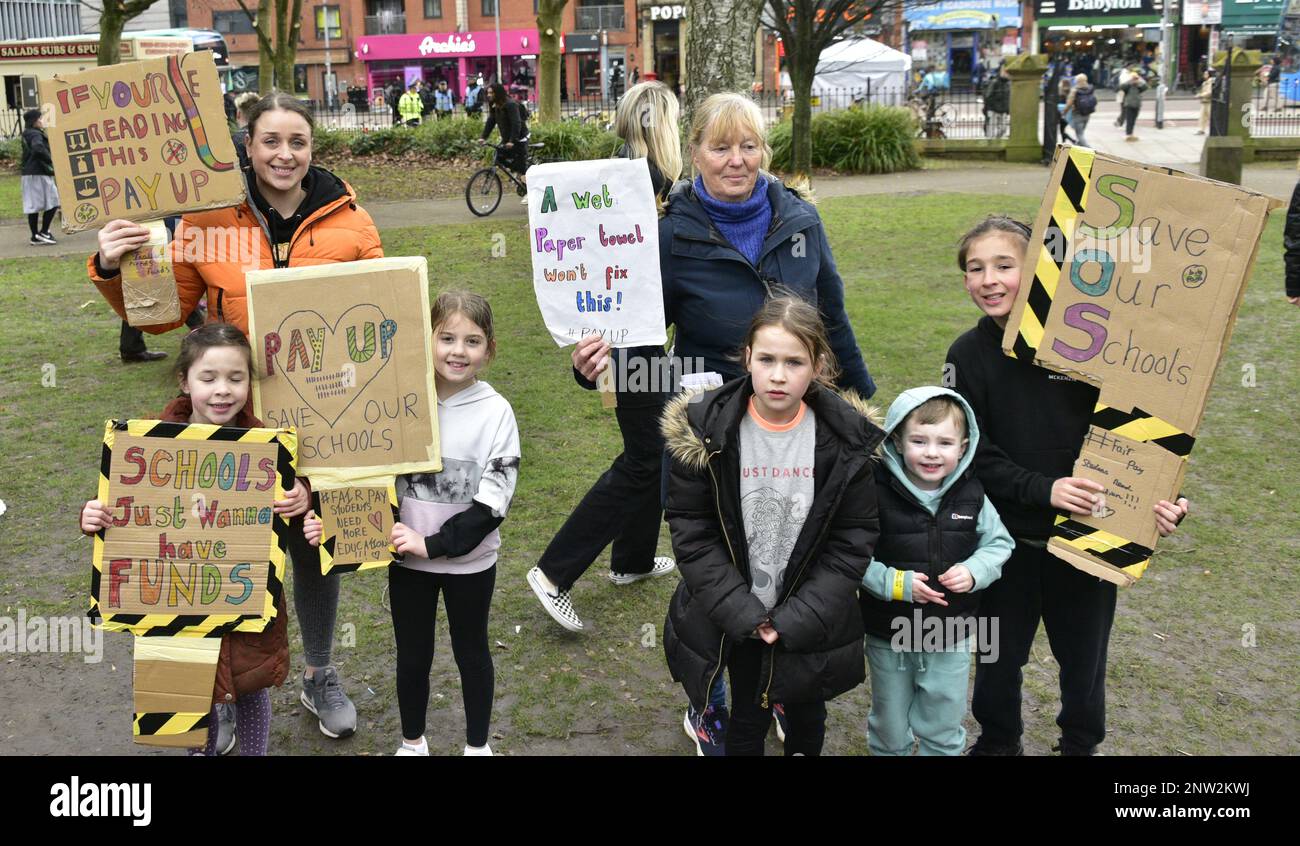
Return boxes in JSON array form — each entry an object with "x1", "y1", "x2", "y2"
[
  {"x1": 1065, "y1": 73, "x2": 1097, "y2": 147},
  {"x1": 982, "y1": 66, "x2": 1010, "y2": 138}
]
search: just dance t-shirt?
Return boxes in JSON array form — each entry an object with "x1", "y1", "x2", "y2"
[{"x1": 738, "y1": 398, "x2": 816, "y2": 610}]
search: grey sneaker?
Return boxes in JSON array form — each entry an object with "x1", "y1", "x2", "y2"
[
  {"x1": 215, "y1": 702, "x2": 237, "y2": 755},
  {"x1": 300, "y1": 667, "x2": 357, "y2": 738}
]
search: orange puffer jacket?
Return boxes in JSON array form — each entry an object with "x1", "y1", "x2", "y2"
[{"x1": 88, "y1": 167, "x2": 384, "y2": 336}]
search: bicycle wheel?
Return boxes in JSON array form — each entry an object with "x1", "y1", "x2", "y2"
[{"x1": 465, "y1": 168, "x2": 503, "y2": 217}]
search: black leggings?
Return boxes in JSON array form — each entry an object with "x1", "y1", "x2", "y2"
[
  {"x1": 389, "y1": 564, "x2": 496, "y2": 747},
  {"x1": 28, "y1": 208, "x2": 57, "y2": 236},
  {"x1": 725, "y1": 639, "x2": 827, "y2": 756}
]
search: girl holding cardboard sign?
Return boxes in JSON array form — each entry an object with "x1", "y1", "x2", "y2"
[
  {"x1": 946, "y1": 216, "x2": 1189, "y2": 756},
  {"x1": 89, "y1": 92, "x2": 384, "y2": 743},
  {"x1": 80, "y1": 324, "x2": 309, "y2": 755}
]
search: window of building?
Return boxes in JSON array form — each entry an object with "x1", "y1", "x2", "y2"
[
  {"x1": 482, "y1": 0, "x2": 497, "y2": 16},
  {"x1": 169, "y1": 0, "x2": 188, "y2": 28},
  {"x1": 212, "y1": 10, "x2": 257, "y2": 35},
  {"x1": 425, "y1": 0, "x2": 443, "y2": 17},
  {"x1": 316, "y1": 5, "x2": 342, "y2": 39}
]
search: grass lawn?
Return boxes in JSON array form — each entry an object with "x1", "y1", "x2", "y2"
[{"x1": 0, "y1": 191, "x2": 1294, "y2": 756}]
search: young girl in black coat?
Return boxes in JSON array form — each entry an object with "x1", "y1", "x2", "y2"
[{"x1": 660, "y1": 296, "x2": 884, "y2": 756}]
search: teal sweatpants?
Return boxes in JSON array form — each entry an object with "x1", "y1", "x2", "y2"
[{"x1": 865, "y1": 635, "x2": 973, "y2": 756}]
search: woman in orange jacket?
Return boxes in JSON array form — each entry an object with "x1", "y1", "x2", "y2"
[{"x1": 89, "y1": 92, "x2": 384, "y2": 748}]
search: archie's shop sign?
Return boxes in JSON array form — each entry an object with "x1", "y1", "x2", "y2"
[{"x1": 356, "y1": 29, "x2": 538, "y2": 61}]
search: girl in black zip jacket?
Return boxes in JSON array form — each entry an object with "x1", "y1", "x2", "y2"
[{"x1": 661, "y1": 298, "x2": 884, "y2": 755}]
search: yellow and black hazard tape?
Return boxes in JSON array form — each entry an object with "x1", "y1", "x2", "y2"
[
  {"x1": 133, "y1": 711, "x2": 211, "y2": 737},
  {"x1": 90, "y1": 419, "x2": 297, "y2": 637},
  {"x1": 1012, "y1": 146, "x2": 1097, "y2": 362},
  {"x1": 1089, "y1": 404, "x2": 1195, "y2": 457},
  {"x1": 312, "y1": 485, "x2": 401, "y2": 574},
  {"x1": 1048, "y1": 401, "x2": 1192, "y2": 580},
  {"x1": 1052, "y1": 517, "x2": 1153, "y2": 579}
]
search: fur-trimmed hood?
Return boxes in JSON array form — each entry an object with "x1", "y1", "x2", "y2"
[{"x1": 660, "y1": 375, "x2": 883, "y2": 471}]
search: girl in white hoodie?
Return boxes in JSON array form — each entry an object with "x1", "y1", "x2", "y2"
[{"x1": 307, "y1": 291, "x2": 520, "y2": 756}]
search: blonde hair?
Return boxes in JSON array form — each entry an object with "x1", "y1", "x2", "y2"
[
  {"x1": 430, "y1": 290, "x2": 497, "y2": 362},
  {"x1": 234, "y1": 92, "x2": 261, "y2": 120},
  {"x1": 614, "y1": 81, "x2": 683, "y2": 184},
  {"x1": 742, "y1": 293, "x2": 839, "y2": 390},
  {"x1": 687, "y1": 92, "x2": 772, "y2": 176}
]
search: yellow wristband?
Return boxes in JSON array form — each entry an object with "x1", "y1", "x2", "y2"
[{"x1": 892, "y1": 570, "x2": 906, "y2": 602}]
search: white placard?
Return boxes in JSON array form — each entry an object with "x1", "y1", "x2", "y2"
[{"x1": 526, "y1": 158, "x2": 667, "y2": 348}]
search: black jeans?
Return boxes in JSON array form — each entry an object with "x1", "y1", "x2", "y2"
[
  {"x1": 726, "y1": 639, "x2": 827, "y2": 756},
  {"x1": 537, "y1": 403, "x2": 666, "y2": 591},
  {"x1": 119, "y1": 308, "x2": 205, "y2": 357},
  {"x1": 970, "y1": 543, "x2": 1117, "y2": 753},
  {"x1": 389, "y1": 564, "x2": 496, "y2": 747},
  {"x1": 1123, "y1": 105, "x2": 1141, "y2": 135}
]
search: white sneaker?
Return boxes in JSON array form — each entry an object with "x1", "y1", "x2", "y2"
[
  {"x1": 527, "y1": 566, "x2": 584, "y2": 632},
  {"x1": 609, "y1": 556, "x2": 677, "y2": 586},
  {"x1": 464, "y1": 743, "x2": 493, "y2": 756},
  {"x1": 396, "y1": 737, "x2": 429, "y2": 756}
]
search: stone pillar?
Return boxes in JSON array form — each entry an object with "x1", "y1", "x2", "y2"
[
  {"x1": 1004, "y1": 53, "x2": 1049, "y2": 163},
  {"x1": 1216, "y1": 47, "x2": 1262, "y2": 162}
]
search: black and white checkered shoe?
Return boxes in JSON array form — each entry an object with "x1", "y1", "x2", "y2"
[
  {"x1": 527, "y1": 567, "x2": 584, "y2": 632},
  {"x1": 608, "y1": 556, "x2": 676, "y2": 586}
]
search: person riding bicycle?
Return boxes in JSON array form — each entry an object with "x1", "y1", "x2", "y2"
[{"x1": 478, "y1": 83, "x2": 529, "y2": 178}]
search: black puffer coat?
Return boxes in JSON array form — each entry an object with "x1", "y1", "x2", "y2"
[{"x1": 661, "y1": 376, "x2": 884, "y2": 710}]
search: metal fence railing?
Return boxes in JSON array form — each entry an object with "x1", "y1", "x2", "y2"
[
  {"x1": 0, "y1": 108, "x2": 26, "y2": 140},
  {"x1": 1248, "y1": 83, "x2": 1300, "y2": 137},
  {"x1": 553, "y1": 85, "x2": 1004, "y2": 139}
]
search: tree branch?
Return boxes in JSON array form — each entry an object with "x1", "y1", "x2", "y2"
[{"x1": 232, "y1": 0, "x2": 277, "y2": 57}]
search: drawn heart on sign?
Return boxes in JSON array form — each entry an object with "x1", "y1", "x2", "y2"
[
  {"x1": 368, "y1": 510, "x2": 384, "y2": 533},
  {"x1": 273, "y1": 305, "x2": 392, "y2": 427}
]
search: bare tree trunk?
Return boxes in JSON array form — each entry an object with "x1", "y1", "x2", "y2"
[
  {"x1": 98, "y1": 0, "x2": 154, "y2": 67},
  {"x1": 537, "y1": 0, "x2": 569, "y2": 123},
  {"x1": 683, "y1": 0, "x2": 764, "y2": 131},
  {"x1": 788, "y1": 36, "x2": 816, "y2": 180},
  {"x1": 258, "y1": 0, "x2": 274, "y2": 93}
]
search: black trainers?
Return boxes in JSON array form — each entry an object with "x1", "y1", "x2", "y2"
[
  {"x1": 684, "y1": 704, "x2": 728, "y2": 757},
  {"x1": 967, "y1": 738, "x2": 1024, "y2": 756},
  {"x1": 37, "y1": 231, "x2": 57, "y2": 244}
]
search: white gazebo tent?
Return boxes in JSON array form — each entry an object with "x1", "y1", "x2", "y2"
[{"x1": 781, "y1": 37, "x2": 912, "y2": 105}]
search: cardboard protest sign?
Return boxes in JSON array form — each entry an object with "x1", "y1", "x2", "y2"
[
  {"x1": 119, "y1": 220, "x2": 182, "y2": 326},
  {"x1": 1003, "y1": 146, "x2": 1281, "y2": 586},
  {"x1": 246, "y1": 257, "x2": 441, "y2": 484},
  {"x1": 40, "y1": 50, "x2": 245, "y2": 233},
  {"x1": 90, "y1": 419, "x2": 296, "y2": 636},
  {"x1": 132, "y1": 636, "x2": 221, "y2": 747},
  {"x1": 527, "y1": 158, "x2": 667, "y2": 349},
  {"x1": 311, "y1": 480, "x2": 399, "y2": 573}
]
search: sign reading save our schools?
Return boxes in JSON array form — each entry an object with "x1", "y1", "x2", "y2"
[
  {"x1": 246, "y1": 257, "x2": 441, "y2": 484},
  {"x1": 90, "y1": 420, "x2": 297, "y2": 637},
  {"x1": 526, "y1": 158, "x2": 667, "y2": 349},
  {"x1": 40, "y1": 50, "x2": 245, "y2": 233},
  {"x1": 1003, "y1": 146, "x2": 1280, "y2": 587}
]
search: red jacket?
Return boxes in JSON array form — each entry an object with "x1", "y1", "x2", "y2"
[{"x1": 159, "y1": 396, "x2": 291, "y2": 704}]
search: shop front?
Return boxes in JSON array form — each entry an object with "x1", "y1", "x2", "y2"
[
  {"x1": 1, "y1": 35, "x2": 191, "y2": 119},
  {"x1": 904, "y1": 2, "x2": 1024, "y2": 90},
  {"x1": 1220, "y1": 0, "x2": 1287, "y2": 49},
  {"x1": 638, "y1": 2, "x2": 687, "y2": 90},
  {"x1": 1037, "y1": 0, "x2": 1180, "y2": 88},
  {"x1": 356, "y1": 29, "x2": 540, "y2": 105}
]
